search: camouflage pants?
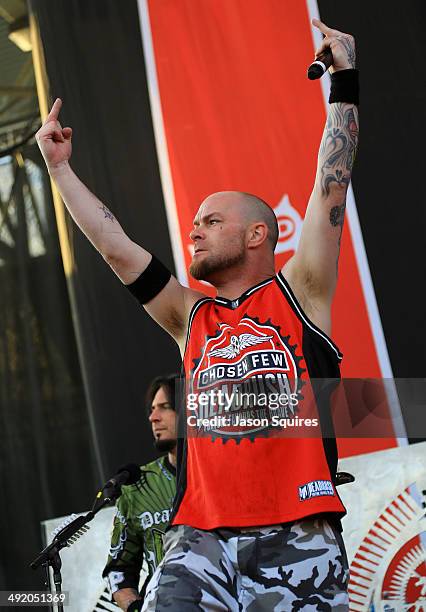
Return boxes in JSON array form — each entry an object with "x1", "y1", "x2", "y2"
[{"x1": 141, "y1": 518, "x2": 349, "y2": 611}]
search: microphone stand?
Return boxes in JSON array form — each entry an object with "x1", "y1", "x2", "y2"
[{"x1": 30, "y1": 487, "x2": 120, "y2": 612}]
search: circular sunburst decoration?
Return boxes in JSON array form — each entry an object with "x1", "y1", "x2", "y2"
[
  {"x1": 347, "y1": 485, "x2": 426, "y2": 611},
  {"x1": 382, "y1": 536, "x2": 426, "y2": 611}
]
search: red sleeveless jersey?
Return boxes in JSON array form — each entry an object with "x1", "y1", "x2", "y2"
[{"x1": 171, "y1": 272, "x2": 346, "y2": 529}]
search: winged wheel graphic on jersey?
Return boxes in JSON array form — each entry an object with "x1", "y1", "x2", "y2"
[
  {"x1": 208, "y1": 333, "x2": 274, "y2": 359},
  {"x1": 189, "y1": 316, "x2": 306, "y2": 442}
]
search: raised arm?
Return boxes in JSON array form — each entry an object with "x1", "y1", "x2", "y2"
[
  {"x1": 283, "y1": 20, "x2": 359, "y2": 333},
  {"x1": 36, "y1": 99, "x2": 203, "y2": 345}
]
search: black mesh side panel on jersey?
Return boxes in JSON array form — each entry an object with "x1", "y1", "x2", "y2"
[
  {"x1": 275, "y1": 274, "x2": 341, "y2": 483},
  {"x1": 301, "y1": 331, "x2": 341, "y2": 482},
  {"x1": 168, "y1": 369, "x2": 189, "y2": 527},
  {"x1": 169, "y1": 437, "x2": 188, "y2": 529}
]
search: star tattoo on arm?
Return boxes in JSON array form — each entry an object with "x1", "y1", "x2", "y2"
[{"x1": 99, "y1": 204, "x2": 115, "y2": 222}]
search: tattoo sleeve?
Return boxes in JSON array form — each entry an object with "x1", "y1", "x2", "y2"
[
  {"x1": 318, "y1": 103, "x2": 359, "y2": 199},
  {"x1": 316, "y1": 102, "x2": 359, "y2": 275}
]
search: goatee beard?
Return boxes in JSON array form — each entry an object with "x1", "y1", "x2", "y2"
[
  {"x1": 189, "y1": 248, "x2": 245, "y2": 282},
  {"x1": 154, "y1": 438, "x2": 176, "y2": 453}
]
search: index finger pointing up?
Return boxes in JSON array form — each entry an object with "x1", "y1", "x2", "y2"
[
  {"x1": 45, "y1": 98, "x2": 62, "y2": 123},
  {"x1": 311, "y1": 18, "x2": 337, "y2": 37}
]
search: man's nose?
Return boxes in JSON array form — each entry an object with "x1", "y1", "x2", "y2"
[
  {"x1": 190, "y1": 226, "x2": 204, "y2": 242},
  {"x1": 149, "y1": 407, "x2": 161, "y2": 422}
]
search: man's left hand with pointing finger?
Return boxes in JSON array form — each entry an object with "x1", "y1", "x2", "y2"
[{"x1": 312, "y1": 18, "x2": 356, "y2": 73}]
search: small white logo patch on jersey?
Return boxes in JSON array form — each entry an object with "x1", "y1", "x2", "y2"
[{"x1": 299, "y1": 480, "x2": 335, "y2": 501}]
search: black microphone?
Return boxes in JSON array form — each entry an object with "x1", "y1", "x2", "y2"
[
  {"x1": 307, "y1": 48, "x2": 333, "y2": 80},
  {"x1": 102, "y1": 463, "x2": 141, "y2": 493}
]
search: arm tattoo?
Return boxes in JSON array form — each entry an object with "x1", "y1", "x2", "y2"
[
  {"x1": 99, "y1": 204, "x2": 115, "y2": 222},
  {"x1": 319, "y1": 103, "x2": 359, "y2": 198},
  {"x1": 330, "y1": 202, "x2": 346, "y2": 273},
  {"x1": 329, "y1": 202, "x2": 346, "y2": 227},
  {"x1": 338, "y1": 36, "x2": 356, "y2": 68}
]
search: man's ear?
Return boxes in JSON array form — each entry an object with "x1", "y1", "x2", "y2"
[{"x1": 247, "y1": 222, "x2": 268, "y2": 248}]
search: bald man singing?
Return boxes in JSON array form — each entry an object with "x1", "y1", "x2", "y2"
[{"x1": 37, "y1": 18, "x2": 358, "y2": 612}]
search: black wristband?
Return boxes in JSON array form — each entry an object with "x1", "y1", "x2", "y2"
[
  {"x1": 127, "y1": 601, "x2": 142, "y2": 612},
  {"x1": 328, "y1": 68, "x2": 359, "y2": 105},
  {"x1": 125, "y1": 254, "x2": 171, "y2": 304}
]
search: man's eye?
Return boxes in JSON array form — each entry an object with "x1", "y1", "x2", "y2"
[{"x1": 210, "y1": 219, "x2": 219, "y2": 225}]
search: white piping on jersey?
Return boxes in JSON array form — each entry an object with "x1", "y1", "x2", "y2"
[
  {"x1": 186, "y1": 281, "x2": 273, "y2": 352},
  {"x1": 276, "y1": 273, "x2": 342, "y2": 360},
  {"x1": 214, "y1": 278, "x2": 274, "y2": 306},
  {"x1": 185, "y1": 277, "x2": 341, "y2": 360},
  {"x1": 246, "y1": 278, "x2": 274, "y2": 296}
]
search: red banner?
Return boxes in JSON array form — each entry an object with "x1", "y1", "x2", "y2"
[{"x1": 138, "y1": 0, "x2": 403, "y2": 456}]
